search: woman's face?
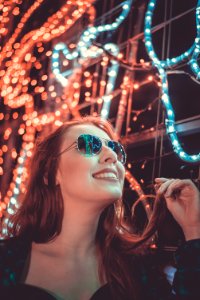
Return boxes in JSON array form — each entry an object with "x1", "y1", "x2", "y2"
[{"x1": 56, "y1": 124, "x2": 125, "y2": 210}]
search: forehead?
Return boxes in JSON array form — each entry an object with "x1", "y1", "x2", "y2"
[{"x1": 64, "y1": 124, "x2": 112, "y2": 143}]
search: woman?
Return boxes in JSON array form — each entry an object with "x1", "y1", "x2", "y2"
[{"x1": 0, "y1": 115, "x2": 200, "y2": 300}]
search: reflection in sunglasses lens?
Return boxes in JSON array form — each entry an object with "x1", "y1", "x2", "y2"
[{"x1": 78, "y1": 134, "x2": 126, "y2": 164}]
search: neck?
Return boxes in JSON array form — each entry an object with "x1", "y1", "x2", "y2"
[
  {"x1": 57, "y1": 204, "x2": 102, "y2": 257},
  {"x1": 34, "y1": 202, "x2": 105, "y2": 259}
]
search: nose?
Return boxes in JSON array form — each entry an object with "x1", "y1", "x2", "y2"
[{"x1": 98, "y1": 145, "x2": 117, "y2": 164}]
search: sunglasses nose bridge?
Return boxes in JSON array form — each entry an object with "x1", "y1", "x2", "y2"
[{"x1": 98, "y1": 142, "x2": 118, "y2": 164}]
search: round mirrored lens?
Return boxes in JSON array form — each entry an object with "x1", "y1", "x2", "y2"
[
  {"x1": 78, "y1": 134, "x2": 101, "y2": 155},
  {"x1": 77, "y1": 135, "x2": 87, "y2": 154},
  {"x1": 108, "y1": 141, "x2": 126, "y2": 164},
  {"x1": 92, "y1": 135, "x2": 102, "y2": 154}
]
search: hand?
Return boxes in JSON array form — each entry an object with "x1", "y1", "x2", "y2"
[{"x1": 155, "y1": 177, "x2": 200, "y2": 241}]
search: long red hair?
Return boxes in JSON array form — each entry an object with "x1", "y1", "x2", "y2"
[{"x1": 9, "y1": 115, "x2": 167, "y2": 300}]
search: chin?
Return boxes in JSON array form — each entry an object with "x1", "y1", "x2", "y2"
[{"x1": 97, "y1": 190, "x2": 122, "y2": 203}]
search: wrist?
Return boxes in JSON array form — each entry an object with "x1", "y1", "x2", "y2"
[{"x1": 183, "y1": 226, "x2": 200, "y2": 241}]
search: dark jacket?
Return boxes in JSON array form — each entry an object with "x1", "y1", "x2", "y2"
[{"x1": 0, "y1": 236, "x2": 200, "y2": 300}]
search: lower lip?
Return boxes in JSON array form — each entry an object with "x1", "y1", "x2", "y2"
[{"x1": 93, "y1": 176, "x2": 118, "y2": 181}]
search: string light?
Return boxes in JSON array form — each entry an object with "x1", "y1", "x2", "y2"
[
  {"x1": 100, "y1": 44, "x2": 119, "y2": 119},
  {"x1": 52, "y1": 0, "x2": 132, "y2": 118},
  {"x1": 0, "y1": 0, "x2": 45, "y2": 66},
  {"x1": 144, "y1": 0, "x2": 200, "y2": 162},
  {"x1": 2, "y1": 1, "x2": 94, "y2": 110},
  {"x1": 189, "y1": 4, "x2": 200, "y2": 77},
  {"x1": 132, "y1": 96, "x2": 160, "y2": 121},
  {"x1": 0, "y1": 1, "x2": 95, "y2": 224},
  {"x1": 77, "y1": 0, "x2": 132, "y2": 59}
]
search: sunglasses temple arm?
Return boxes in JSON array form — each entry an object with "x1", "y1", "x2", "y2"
[{"x1": 57, "y1": 142, "x2": 76, "y2": 157}]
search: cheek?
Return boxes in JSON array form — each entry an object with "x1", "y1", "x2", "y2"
[
  {"x1": 58, "y1": 156, "x2": 94, "y2": 188},
  {"x1": 118, "y1": 165, "x2": 125, "y2": 184},
  {"x1": 57, "y1": 155, "x2": 124, "y2": 203}
]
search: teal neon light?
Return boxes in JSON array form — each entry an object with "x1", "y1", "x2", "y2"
[
  {"x1": 144, "y1": 0, "x2": 200, "y2": 162},
  {"x1": 189, "y1": 4, "x2": 200, "y2": 77}
]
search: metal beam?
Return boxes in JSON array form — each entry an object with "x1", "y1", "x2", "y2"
[{"x1": 122, "y1": 115, "x2": 200, "y2": 149}]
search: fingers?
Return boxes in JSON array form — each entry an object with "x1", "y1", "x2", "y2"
[
  {"x1": 162, "y1": 179, "x2": 184, "y2": 198},
  {"x1": 156, "y1": 179, "x2": 177, "y2": 197},
  {"x1": 155, "y1": 177, "x2": 169, "y2": 182},
  {"x1": 155, "y1": 178, "x2": 195, "y2": 198},
  {"x1": 154, "y1": 177, "x2": 169, "y2": 192}
]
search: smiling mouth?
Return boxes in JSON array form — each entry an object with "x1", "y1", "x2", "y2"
[{"x1": 93, "y1": 173, "x2": 118, "y2": 181}]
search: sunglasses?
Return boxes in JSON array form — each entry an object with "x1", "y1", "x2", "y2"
[{"x1": 57, "y1": 134, "x2": 127, "y2": 165}]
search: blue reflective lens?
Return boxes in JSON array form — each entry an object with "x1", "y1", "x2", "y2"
[{"x1": 77, "y1": 134, "x2": 126, "y2": 164}]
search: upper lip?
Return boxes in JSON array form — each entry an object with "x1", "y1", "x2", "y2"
[{"x1": 92, "y1": 168, "x2": 118, "y2": 178}]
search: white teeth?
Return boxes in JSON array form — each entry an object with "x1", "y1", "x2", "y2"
[{"x1": 93, "y1": 172, "x2": 118, "y2": 179}]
